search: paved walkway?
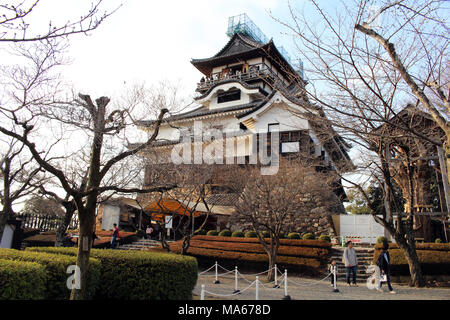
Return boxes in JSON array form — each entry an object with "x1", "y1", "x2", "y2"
[{"x1": 194, "y1": 272, "x2": 450, "y2": 300}]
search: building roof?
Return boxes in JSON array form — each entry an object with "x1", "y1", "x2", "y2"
[
  {"x1": 194, "y1": 79, "x2": 269, "y2": 101},
  {"x1": 206, "y1": 193, "x2": 240, "y2": 206},
  {"x1": 137, "y1": 100, "x2": 261, "y2": 127},
  {"x1": 191, "y1": 33, "x2": 300, "y2": 83}
]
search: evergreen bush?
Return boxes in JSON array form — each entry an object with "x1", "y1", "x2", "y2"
[
  {"x1": 302, "y1": 233, "x2": 315, "y2": 240},
  {"x1": 0, "y1": 259, "x2": 46, "y2": 299},
  {"x1": 231, "y1": 231, "x2": 245, "y2": 237}
]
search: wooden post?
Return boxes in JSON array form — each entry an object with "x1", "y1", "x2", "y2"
[{"x1": 437, "y1": 146, "x2": 449, "y2": 242}]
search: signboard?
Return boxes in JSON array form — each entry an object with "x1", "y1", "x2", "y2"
[{"x1": 164, "y1": 215, "x2": 173, "y2": 229}]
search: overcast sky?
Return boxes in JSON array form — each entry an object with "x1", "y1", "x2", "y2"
[{"x1": 20, "y1": 0, "x2": 304, "y2": 100}]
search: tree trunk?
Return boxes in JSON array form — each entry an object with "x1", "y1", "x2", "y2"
[
  {"x1": 395, "y1": 236, "x2": 425, "y2": 287},
  {"x1": 446, "y1": 138, "x2": 450, "y2": 189},
  {"x1": 70, "y1": 210, "x2": 95, "y2": 300},
  {"x1": 181, "y1": 234, "x2": 191, "y2": 255},
  {"x1": 265, "y1": 237, "x2": 279, "y2": 282},
  {"x1": 266, "y1": 251, "x2": 276, "y2": 282},
  {"x1": 55, "y1": 203, "x2": 76, "y2": 247}
]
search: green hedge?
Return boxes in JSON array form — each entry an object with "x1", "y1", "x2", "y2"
[
  {"x1": 318, "y1": 235, "x2": 331, "y2": 242},
  {"x1": 287, "y1": 232, "x2": 301, "y2": 239},
  {"x1": 0, "y1": 259, "x2": 47, "y2": 300},
  {"x1": 373, "y1": 246, "x2": 450, "y2": 275},
  {"x1": 260, "y1": 231, "x2": 270, "y2": 238},
  {"x1": 245, "y1": 231, "x2": 258, "y2": 238},
  {"x1": 302, "y1": 233, "x2": 315, "y2": 240},
  {"x1": 206, "y1": 230, "x2": 218, "y2": 236},
  {"x1": 0, "y1": 248, "x2": 100, "y2": 299},
  {"x1": 231, "y1": 231, "x2": 245, "y2": 238},
  {"x1": 218, "y1": 230, "x2": 231, "y2": 237},
  {"x1": 26, "y1": 247, "x2": 198, "y2": 300}
]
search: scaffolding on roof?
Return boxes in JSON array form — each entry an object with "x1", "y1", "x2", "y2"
[
  {"x1": 226, "y1": 13, "x2": 305, "y2": 80},
  {"x1": 226, "y1": 13, "x2": 269, "y2": 44}
]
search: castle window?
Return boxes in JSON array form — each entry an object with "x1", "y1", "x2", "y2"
[{"x1": 217, "y1": 90, "x2": 241, "y2": 104}]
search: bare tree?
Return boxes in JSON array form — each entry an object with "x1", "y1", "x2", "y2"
[
  {"x1": 0, "y1": 136, "x2": 43, "y2": 241},
  {"x1": 0, "y1": 0, "x2": 116, "y2": 43},
  {"x1": 270, "y1": 0, "x2": 449, "y2": 286},
  {"x1": 229, "y1": 161, "x2": 340, "y2": 281}
]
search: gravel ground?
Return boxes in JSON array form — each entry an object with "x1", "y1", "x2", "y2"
[{"x1": 194, "y1": 271, "x2": 450, "y2": 300}]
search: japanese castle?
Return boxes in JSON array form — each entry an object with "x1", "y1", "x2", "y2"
[{"x1": 137, "y1": 14, "x2": 353, "y2": 225}]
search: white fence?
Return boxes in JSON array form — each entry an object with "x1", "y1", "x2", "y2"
[{"x1": 340, "y1": 214, "x2": 388, "y2": 244}]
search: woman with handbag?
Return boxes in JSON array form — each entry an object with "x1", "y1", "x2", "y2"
[{"x1": 376, "y1": 242, "x2": 396, "y2": 293}]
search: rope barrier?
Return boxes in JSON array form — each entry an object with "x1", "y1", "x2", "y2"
[
  {"x1": 198, "y1": 264, "x2": 216, "y2": 275},
  {"x1": 202, "y1": 280, "x2": 257, "y2": 298},
  {"x1": 286, "y1": 272, "x2": 332, "y2": 287},
  {"x1": 199, "y1": 262, "x2": 339, "y2": 300}
]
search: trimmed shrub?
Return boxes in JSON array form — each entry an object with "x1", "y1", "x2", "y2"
[
  {"x1": 260, "y1": 231, "x2": 270, "y2": 238},
  {"x1": 373, "y1": 248, "x2": 450, "y2": 275},
  {"x1": 206, "y1": 230, "x2": 218, "y2": 236},
  {"x1": 0, "y1": 259, "x2": 46, "y2": 300},
  {"x1": 218, "y1": 230, "x2": 232, "y2": 237},
  {"x1": 196, "y1": 229, "x2": 207, "y2": 235},
  {"x1": 187, "y1": 235, "x2": 332, "y2": 248},
  {"x1": 169, "y1": 236, "x2": 333, "y2": 274},
  {"x1": 435, "y1": 238, "x2": 442, "y2": 244},
  {"x1": 231, "y1": 231, "x2": 245, "y2": 238},
  {"x1": 376, "y1": 236, "x2": 388, "y2": 244},
  {"x1": 25, "y1": 247, "x2": 198, "y2": 300},
  {"x1": 374, "y1": 242, "x2": 450, "y2": 251},
  {"x1": 318, "y1": 235, "x2": 331, "y2": 242},
  {"x1": 172, "y1": 239, "x2": 330, "y2": 259},
  {"x1": 302, "y1": 233, "x2": 315, "y2": 240},
  {"x1": 245, "y1": 231, "x2": 258, "y2": 238},
  {"x1": 0, "y1": 248, "x2": 100, "y2": 299},
  {"x1": 287, "y1": 232, "x2": 301, "y2": 239}
]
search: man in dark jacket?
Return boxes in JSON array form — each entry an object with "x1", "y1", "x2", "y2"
[{"x1": 376, "y1": 242, "x2": 396, "y2": 293}]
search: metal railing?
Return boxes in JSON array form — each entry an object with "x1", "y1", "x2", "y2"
[{"x1": 196, "y1": 63, "x2": 286, "y2": 92}]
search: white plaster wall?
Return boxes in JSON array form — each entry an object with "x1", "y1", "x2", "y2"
[
  {"x1": 101, "y1": 205, "x2": 121, "y2": 231},
  {"x1": 252, "y1": 103, "x2": 310, "y2": 132},
  {"x1": 0, "y1": 224, "x2": 15, "y2": 248}
]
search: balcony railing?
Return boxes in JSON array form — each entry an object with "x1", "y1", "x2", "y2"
[{"x1": 196, "y1": 63, "x2": 286, "y2": 92}]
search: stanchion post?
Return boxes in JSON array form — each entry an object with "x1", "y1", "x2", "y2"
[
  {"x1": 233, "y1": 266, "x2": 240, "y2": 294},
  {"x1": 282, "y1": 269, "x2": 291, "y2": 300},
  {"x1": 214, "y1": 261, "x2": 220, "y2": 284},
  {"x1": 255, "y1": 276, "x2": 259, "y2": 300},
  {"x1": 201, "y1": 284, "x2": 205, "y2": 300},
  {"x1": 333, "y1": 265, "x2": 339, "y2": 293},
  {"x1": 273, "y1": 264, "x2": 280, "y2": 288}
]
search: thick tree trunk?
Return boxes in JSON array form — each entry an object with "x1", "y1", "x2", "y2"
[
  {"x1": 55, "y1": 203, "x2": 76, "y2": 247},
  {"x1": 444, "y1": 138, "x2": 450, "y2": 205},
  {"x1": 266, "y1": 251, "x2": 276, "y2": 282},
  {"x1": 395, "y1": 236, "x2": 425, "y2": 287},
  {"x1": 70, "y1": 210, "x2": 95, "y2": 300}
]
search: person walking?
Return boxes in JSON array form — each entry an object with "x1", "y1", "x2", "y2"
[
  {"x1": 329, "y1": 260, "x2": 337, "y2": 287},
  {"x1": 343, "y1": 240, "x2": 358, "y2": 286},
  {"x1": 111, "y1": 223, "x2": 120, "y2": 249},
  {"x1": 376, "y1": 242, "x2": 396, "y2": 293},
  {"x1": 145, "y1": 224, "x2": 153, "y2": 239}
]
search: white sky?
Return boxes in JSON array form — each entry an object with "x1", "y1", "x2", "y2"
[{"x1": 21, "y1": 0, "x2": 298, "y2": 100}]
